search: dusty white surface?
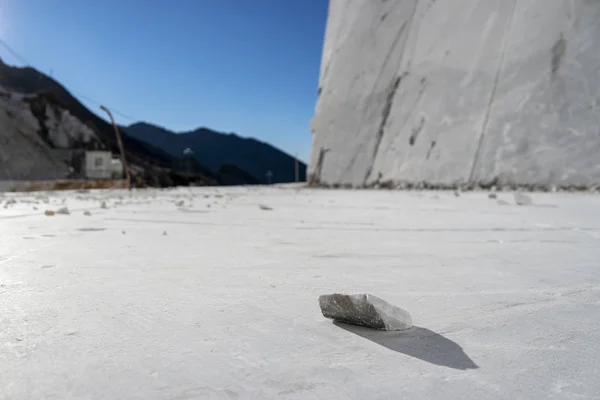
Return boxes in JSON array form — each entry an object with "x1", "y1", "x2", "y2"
[
  {"x1": 309, "y1": 0, "x2": 600, "y2": 187},
  {"x1": 1, "y1": 186, "x2": 599, "y2": 399}
]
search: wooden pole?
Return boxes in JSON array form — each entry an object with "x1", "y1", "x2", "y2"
[
  {"x1": 100, "y1": 105, "x2": 131, "y2": 190},
  {"x1": 295, "y1": 153, "x2": 299, "y2": 183}
]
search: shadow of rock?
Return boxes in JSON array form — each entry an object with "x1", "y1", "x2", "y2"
[{"x1": 333, "y1": 322, "x2": 478, "y2": 370}]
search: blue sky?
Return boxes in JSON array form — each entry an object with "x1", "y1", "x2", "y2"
[{"x1": 0, "y1": 1, "x2": 328, "y2": 161}]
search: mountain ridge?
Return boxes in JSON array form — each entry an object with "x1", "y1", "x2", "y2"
[{"x1": 124, "y1": 122, "x2": 306, "y2": 184}]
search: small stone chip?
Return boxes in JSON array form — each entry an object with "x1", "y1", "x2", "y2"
[
  {"x1": 56, "y1": 207, "x2": 70, "y2": 215},
  {"x1": 514, "y1": 192, "x2": 533, "y2": 206},
  {"x1": 319, "y1": 293, "x2": 412, "y2": 331}
]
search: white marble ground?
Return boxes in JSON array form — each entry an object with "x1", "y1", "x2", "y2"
[{"x1": 1, "y1": 186, "x2": 599, "y2": 399}]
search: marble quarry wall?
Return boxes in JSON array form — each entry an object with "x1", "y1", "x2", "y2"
[
  {"x1": 0, "y1": 88, "x2": 102, "y2": 180},
  {"x1": 308, "y1": 0, "x2": 600, "y2": 189}
]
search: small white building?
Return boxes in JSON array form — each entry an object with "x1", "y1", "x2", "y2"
[{"x1": 84, "y1": 151, "x2": 123, "y2": 180}]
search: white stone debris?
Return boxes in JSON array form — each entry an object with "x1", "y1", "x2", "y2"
[
  {"x1": 319, "y1": 293, "x2": 412, "y2": 331},
  {"x1": 56, "y1": 207, "x2": 70, "y2": 215},
  {"x1": 514, "y1": 192, "x2": 533, "y2": 206}
]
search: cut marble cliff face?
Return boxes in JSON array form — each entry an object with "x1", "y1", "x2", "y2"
[{"x1": 308, "y1": 0, "x2": 600, "y2": 189}]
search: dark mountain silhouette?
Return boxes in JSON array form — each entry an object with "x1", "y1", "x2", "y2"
[
  {"x1": 125, "y1": 122, "x2": 306, "y2": 184},
  {"x1": 0, "y1": 58, "x2": 306, "y2": 186}
]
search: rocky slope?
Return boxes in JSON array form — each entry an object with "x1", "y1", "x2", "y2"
[
  {"x1": 309, "y1": 0, "x2": 600, "y2": 189},
  {"x1": 0, "y1": 89, "x2": 103, "y2": 180}
]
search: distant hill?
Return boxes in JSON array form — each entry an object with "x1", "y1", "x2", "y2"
[{"x1": 125, "y1": 122, "x2": 306, "y2": 184}]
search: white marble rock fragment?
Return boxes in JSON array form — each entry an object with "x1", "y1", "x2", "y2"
[
  {"x1": 514, "y1": 192, "x2": 533, "y2": 206},
  {"x1": 318, "y1": 293, "x2": 412, "y2": 331}
]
